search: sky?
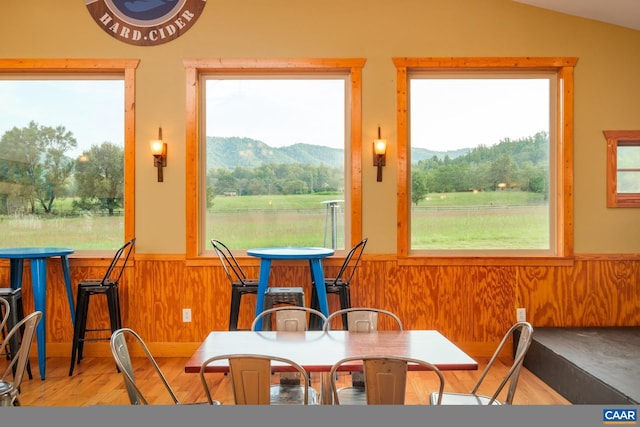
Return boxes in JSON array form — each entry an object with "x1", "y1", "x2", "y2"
[
  {"x1": 0, "y1": 80, "x2": 125, "y2": 157},
  {"x1": 0, "y1": 77, "x2": 549, "y2": 155},
  {"x1": 205, "y1": 79, "x2": 347, "y2": 149},
  {"x1": 411, "y1": 78, "x2": 550, "y2": 150}
]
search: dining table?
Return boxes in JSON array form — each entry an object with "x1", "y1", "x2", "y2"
[
  {"x1": 0, "y1": 247, "x2": 75, "y2": 380},
  {"x1": 185, "y1": 329, "x2": 478, "y2": 404},
  {"x1": 246, "y1": 246, "x2": 334, "y2": 330}
]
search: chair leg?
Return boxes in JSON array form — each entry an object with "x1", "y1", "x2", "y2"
[
  {"x1": 106, "y1": 288, "x2": 121, "y2": 333},
  {"x1": 75, "y1": 291, "x2": 91, "y2": 364},
  {"x1": 339, "y1": 286, "x2": 351, "y2": 326},
  {"x1": 14, "y1": 297, "x2": 32, "y2": 380},
  {"x1": 309, "y1": 287, "x2": 322, "y2": 330},
  {"x1": 69, "y1": 289, "x2": 88, "y2": 376},
  {"x1": 106, "y1": 287, "x2": 122, "y2": 373},
  {"x1": 113, "y1": 286, "x2": 123, "y2": 330},
  {"x1": 229, "y1": 287, "x2": 242, "y2": 331}
]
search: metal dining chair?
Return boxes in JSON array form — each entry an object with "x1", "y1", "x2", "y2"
[
  {"x1": 323, "y1": 307, "x2": 403, "y2": 403},
  {"x1": 252, "y1": 306, "x2": 327, "y2": 389},
  {"x1": 309, "y1": 237, "x2": 368, "y2": 329},
  {"x1": 69, "y1": 237, "x2": 136, "y2": 376},
  {"x1": 211, "y1": 239, "x2": 260, "y2": 331},
  {"x1": 110, "y1": 327, "x2": 221, "y2": 405},
  {"x1": 251, "y1": 306, "x2": 328, "y2": 332},
  {"x1": 200, "y1": 353, "x2": 318, "y2": 405},
  {"x1": 329, "y1": 354, "x2": 445, "y2": 405},
  {"x1": 0, "y1": 311, "x2": 42, "y2": 406},
  {"x1": 323, "y1": 307, "x2": 403, "y2": 332},
  {"x1": 429, "y1": 321, "x2": 534, "y2": 405}
]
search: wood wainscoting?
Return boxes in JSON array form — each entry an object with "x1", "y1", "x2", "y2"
[{"x1": 1, "y1": 253, "x2": 638, "y2": 358}]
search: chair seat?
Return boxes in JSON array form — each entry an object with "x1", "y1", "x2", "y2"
[
  {"x1": 78, "y1": 280, "x2": 118, "y2": 289},
  {"x1": 0, "y1": 380, "x2": 13, "y2": 395},
  {"x1": 269, "y1": 384, "x2": 319, "y2": 405},
  {"x1": 334, "y1": 386, "x2": 366, "y2": 405},
  {"x1": 264, "y1": 287, "x2": 305, "y2": 304},
  {"x1": 325, "y1": 278, "x2": 349, "y2": 288},
  {"x1": 0, "y1": 380, "x2": 15, "y2": 406},
  {"x1": 430, "y1": 392, "x2": 502, "y2": 405},
  {"x1": 233, "y1": 278, "x2": 259, "y2": 288}
]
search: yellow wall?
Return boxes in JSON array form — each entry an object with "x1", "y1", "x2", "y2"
[{"x1": 1, "y1": 0, "x2": 639, "y2": 255}]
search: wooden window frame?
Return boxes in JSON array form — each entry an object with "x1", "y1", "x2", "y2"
[
  {"x1": 393, "y1": 57, "x2": 577, "y2": 265},
  {"x1": 0, "y1": 58, "x2": 138, "y2": 256},
  {"x1": 183, "y1": 58, "x2": 365, "y2": 262},
  {"x1": 604, "y1": 130, "x2": 640, "y2": 208}
]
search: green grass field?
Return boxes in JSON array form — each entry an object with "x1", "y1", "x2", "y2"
[{"x1": 0, "y1": 191, "x2": 549, "y2": 250}]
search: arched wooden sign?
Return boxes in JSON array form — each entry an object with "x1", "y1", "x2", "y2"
[{"x1": 85, "y1": 0, "x2": 206, "y2": 46}]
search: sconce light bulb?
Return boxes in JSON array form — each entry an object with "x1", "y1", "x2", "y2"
[
  {"x1": 150, "y1": 140, "x2": 164, "y2": 155},
  {"x1": 374, "y1": 139, "x2": 387, "y2": 156}
]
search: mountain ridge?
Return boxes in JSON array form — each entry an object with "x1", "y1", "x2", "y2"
[{"x1": 206, "y1": 136, "x2": 468, "y2": 170}]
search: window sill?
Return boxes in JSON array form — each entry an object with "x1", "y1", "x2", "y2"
[{"x1": 397, "y1": 256, "x2": 574, "y2": 267}]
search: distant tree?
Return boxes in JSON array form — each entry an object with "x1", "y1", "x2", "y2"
[
  {"x1": 489, "y1": 154, "x2": 517, "y2": 190},
  {"x1": 0, "y1": 121, "x2": 77, "y2": 214},
  {"x1": 411, "y1": 170, "x2": 429, "y2": 205},
  {"x1": 73, "y1": 142, "x2": 124, "y2": 215},
  {"x1": 282, "y1": 179, "x2": 308, "y2": 194}
]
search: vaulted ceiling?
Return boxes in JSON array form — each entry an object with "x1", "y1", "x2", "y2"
[{"x1": 514, "y1": 0, "x2": 640, "y2": 31}]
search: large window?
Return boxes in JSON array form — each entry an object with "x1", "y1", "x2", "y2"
[
  {"x1": 394, "y1": 57, "x2": 576, "y2": 261},
  {"x1": 0, "y1": 59, "x2": 138, "y2": 252},
  {"x1": 184, "y1": 59, "x2": 365, "y2": 259}
]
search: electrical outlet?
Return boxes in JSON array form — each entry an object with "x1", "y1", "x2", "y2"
[
  {"x1": 182, "y1": 308, "x2": 192, "y2": 322},
  {"x1": 516, "y1": 307, "x2": 526, "y2": 322}
]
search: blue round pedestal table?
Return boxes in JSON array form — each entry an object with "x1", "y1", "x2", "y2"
[
  {"x1": 247, "y1": 247, "x2": 334, "y2": 331},
  {"x1": 0, "y1": 247, "x2": 75, "y2": 380}
]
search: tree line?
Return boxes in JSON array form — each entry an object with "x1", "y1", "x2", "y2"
[
  {"x1": 209, "y1": 131, "x2": 549, "y2": 207},
  {"x1": 207, "y1": 163, "x2": 344, "y2": 200},
  {"x1": 411, "y1": 132, "x2": 549, "y2": 205},
  {"x1": 0, "y1": 121, "x2": 123, "y2": 215}
]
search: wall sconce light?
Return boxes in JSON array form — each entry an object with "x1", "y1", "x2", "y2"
[
  {"x1": 150, "y1": 127, "x2": 167, "y2": 182},
  {"x1": 373, "y1": 126, "x2": 387, "y2": 182}
]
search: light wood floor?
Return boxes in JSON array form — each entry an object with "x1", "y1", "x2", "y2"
[{"x1": 16, "y1": 356, "x2": 571, "y2": 406}]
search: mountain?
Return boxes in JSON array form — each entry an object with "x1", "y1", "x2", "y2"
[
  {"x1": 411, "y1": 147, "x2": 469, "y2": 163},
  {"x1": 206, "y1": 136, "x2": 468, "y2": 170}
]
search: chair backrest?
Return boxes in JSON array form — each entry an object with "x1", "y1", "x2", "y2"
[
  {"x1": 200, "y1": 353, "x2": 311, "y2": 405},
  {"x1": 329, "y1": 354, "x2": 444, "y2": 405},
  {"x1": 0, "y1": 310, "x2": 42, "y2": 405},
  {"x1": 251, "y1": 306, "x2": 328, "y2": 332},
  {"x1": 328, "y1": 237, "x2": 368, "y2": 285},
  {"x1": 0, "y1": 298, "x2": 9, "y2": 335},
  {"x1": 324, "y1": 307, "x2": 403, "y2": 332},
  {"x1": 101, "y1": 238, "x2": 136, "y2": 285},
  {"x1": 110, "y1": 328, "x2": 179, "y2": 405},
  {"x1": 470, "y1": 321, "x2": 534, "y2": 404},
  {"x1": 211, "y1": 238, "x2": 250, "y2": 285}
]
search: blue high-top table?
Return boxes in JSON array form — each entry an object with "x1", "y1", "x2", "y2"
[
  {"x1": 0, "y1": 247, "x2": 75, "y2": 380},
  {"x1": 247, "y1": 246, "x2": 334, "y2": 330}
]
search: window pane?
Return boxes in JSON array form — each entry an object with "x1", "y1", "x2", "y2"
[
  {"x1": 617, "y1": 146, "x2": 640, "y2": 169},
  {"x1": 204, "y1": 78, "x2": 346, "y2": 249},
  {"x1": 409, "y1": 77, "x2": 551, "y2": 251},
  {"x1": 0, "y1": 80, "x2": 125, "y2": 250},
  {"x1": 617, "y1": 171, "x2": 640, "y2": 193}
]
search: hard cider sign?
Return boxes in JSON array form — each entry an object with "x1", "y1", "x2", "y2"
[{"x1": 85, "y1": 0, "x2": 207, "y2": 46}]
